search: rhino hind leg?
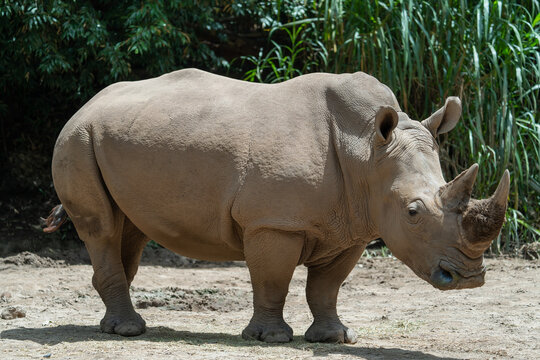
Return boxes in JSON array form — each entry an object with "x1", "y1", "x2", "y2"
[
  {"x1": 71, "y1": 204, "x2": 146, "y2": 337},
  {"x1": 87, "y1": 239, "x2": 146, "y2": 337},
  {"x1": 52, "y1": 137, "x2": 145, "y2": 337},
  {"x1": 304, "y1": 245, "x2": 365, "y2": 344},
  {"x1": 241, "y1": 229, "x2": 304, "y2": 343},
  {"x1": 121, "y1": 218, "x2": 149, "y2": 286}
]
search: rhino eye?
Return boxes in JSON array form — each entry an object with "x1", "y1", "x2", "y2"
[
  {"x1": 407, "y1": 203, "x2": 420, "y2": 216},
  {"x1": 407, "y1": 200, "x2": 424, "y2": 220}
]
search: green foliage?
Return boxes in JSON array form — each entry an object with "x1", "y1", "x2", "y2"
[
  {"x1": 0, "y1": 0, "x2": 249, "y2": 190},
  {"x1": 240, "y1": 24, "x2": 327, "y2": 82},
  {"x1": 1, "y1": 0, "x2": 538, "y2": 251},
  {"x1": 241, "y1": 0, "x2": 539, "y2": 249}
]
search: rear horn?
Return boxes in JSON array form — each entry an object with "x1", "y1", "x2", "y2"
[{"x1": 439, "y1": 164, "x2": 479, "y2": 210}]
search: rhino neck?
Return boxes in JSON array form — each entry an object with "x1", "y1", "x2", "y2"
[
  {"x1": 324, "y1": 77, "x2": 399, "y2": 244},
  {"x1": 329, "y1": 120, "x2": 379, "y2": 244}
]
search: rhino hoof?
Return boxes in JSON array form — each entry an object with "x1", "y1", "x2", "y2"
[
  {"x1": 305, "y1": 322, "x2": 357, "y2": 344},
  {"x1": 100, "y1": 312, "x2": 146, "y2": 336},
  {"x1": 242, "y1": 321, "x2": 293, "y2": 343}
]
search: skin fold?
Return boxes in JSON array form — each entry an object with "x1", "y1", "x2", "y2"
[{"x1": 47, "y1": 69, "x2": 509, "y2": 342}]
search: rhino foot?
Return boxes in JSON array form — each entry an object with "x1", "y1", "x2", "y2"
[
  {"x1": 100, "y1": 311, "x2": 146, "y2": 336},
  {"x1": 305, "y1": 321, "x2": 357, "y2": 344},
  {"x1": 241, "y1": 320, "x2": 293, "y2": 343}
]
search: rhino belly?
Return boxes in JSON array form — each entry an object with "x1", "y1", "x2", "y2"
[{"x1": 94, "y1": 133, "x2": 247, "y2": 261}]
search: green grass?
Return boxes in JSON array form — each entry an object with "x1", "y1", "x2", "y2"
[{"x1": 241, "y1": 0, "x2": 539, "y2": 252}]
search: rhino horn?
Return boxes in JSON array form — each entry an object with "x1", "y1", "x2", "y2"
[
  {"x1": 461, "y1": 170, "x2": 510, "y2": 252},
  {"x1": 491, "y1": 169, "x2": 511, "y2": 208},
  {"x1": 439, "y1": 163, "x2": 479, "y2": 210}
]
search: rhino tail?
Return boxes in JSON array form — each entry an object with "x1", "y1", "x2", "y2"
[{"x1": 40, "y1": 204, "x2": 68, "y2": 233}]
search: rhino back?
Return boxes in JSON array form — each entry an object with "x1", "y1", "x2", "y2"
[
  {"x1": 55, "y1": 69, "x2": 395, "y2": 261},
  {"x1": 53, "y1": 70, "x2": 333, "y2": 259}
]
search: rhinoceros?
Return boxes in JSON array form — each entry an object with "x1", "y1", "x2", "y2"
[{"x1": 42, "y1": 69, "x2": 509, "y2": 343}]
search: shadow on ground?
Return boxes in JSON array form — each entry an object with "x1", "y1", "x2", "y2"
[{"x1": 1, "y1": 325, "x2": 459, "y2": 360}]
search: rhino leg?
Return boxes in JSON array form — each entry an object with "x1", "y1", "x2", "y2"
[
  {"x1": 80, "y1": 212, "x2": 146, "y2": 337},
  {"x1": 304, "y1": 244, "x2": 364, "y2": 344},
  {"x1": 53, "y1": 137, "x2": 146, "y2": 337},
  {"x1": 64, "y1": 204, "x2": 146, "y2": 337},
  {"x1": 241, "y1": 229, "x2": 304, "y2": 343},
  {"x1": 121, "y1": 218, "x2": 149, "y2": 286}
]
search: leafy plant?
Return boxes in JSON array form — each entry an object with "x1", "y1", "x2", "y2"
[
  {"x1": 240, "y1": 24, "x2": 326, "y2": 83},
  {"x1": 0, "y1": 0, "x2": 253, "y2": 190}
]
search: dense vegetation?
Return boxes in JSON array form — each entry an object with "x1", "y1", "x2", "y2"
[{"x1": 1, "y1": 0, "x2": 538, "y2": 252}]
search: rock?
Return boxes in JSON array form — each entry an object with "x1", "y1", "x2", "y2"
[
  {"x1": 1, "y1": 306, "x2": 26, "y2": 319},
  {"x1": 521, "y1": 242, "x2": 540, "y2": 260},
  {"x1": 0, "y1": 292, "x2": 12, "y2": 302},
  {"x1": 136, "y1": 298, "x2": 168, "y2": 309}
]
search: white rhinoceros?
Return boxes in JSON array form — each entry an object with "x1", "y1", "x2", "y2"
[{"x1": 43, "y1": 69, "x2": 509, "y2": 343}]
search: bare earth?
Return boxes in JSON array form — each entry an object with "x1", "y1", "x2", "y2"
[{"x1": 0, "y1": 251, "x2": 538, "y2": 360}]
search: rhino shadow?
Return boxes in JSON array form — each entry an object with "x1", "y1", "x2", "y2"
[{"x1": 1, "y1": 325, "x2": 460, "y2": 359}]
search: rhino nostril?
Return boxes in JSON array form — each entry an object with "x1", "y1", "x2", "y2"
[
  {"x1": 431, "y1": 267, "x2": 457, "y2": 287},
  {"x1": 439, "y1": 269, "x2": 453, "y2": 283}
]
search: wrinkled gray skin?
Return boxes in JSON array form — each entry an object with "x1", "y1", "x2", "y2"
[{"x1": 49, "y1": 69, "x2": 509, "y2": 343}]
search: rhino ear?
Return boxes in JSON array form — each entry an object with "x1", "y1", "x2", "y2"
[
  {"x1": 374, "y1": 106, "x2": 399, "y2": 144},
  {"x1": 421, "y1": 97, "x2": 461, "y2": 137}
]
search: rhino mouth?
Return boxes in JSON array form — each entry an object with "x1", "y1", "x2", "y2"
[
  {"x1": 440, "y1": 259, "x2": 486, "y2": 278},
  {"x1": 430, "y1": 259, "x2": 486, "y2": 290}
]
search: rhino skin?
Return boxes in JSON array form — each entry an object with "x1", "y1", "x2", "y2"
[{"x1": 44, "y1": 69, "x2": 509, "y2": 343}]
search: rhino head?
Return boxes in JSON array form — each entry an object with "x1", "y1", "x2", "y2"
[{"x1": 369, "y1": 97, "x2": 509, "y2": 290}]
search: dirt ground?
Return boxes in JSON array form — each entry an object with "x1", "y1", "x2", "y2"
[{"x1": 0, "y1": 249, "x2": 538, "y2": 360}]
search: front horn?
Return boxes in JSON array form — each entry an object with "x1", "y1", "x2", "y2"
[{"x1": 461, "y1": 170, "x2": 510, "y2": 249}]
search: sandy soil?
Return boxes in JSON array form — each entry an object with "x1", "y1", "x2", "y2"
[{"x1": 0, "y1": 251, "x2": 538, "y2": 360}]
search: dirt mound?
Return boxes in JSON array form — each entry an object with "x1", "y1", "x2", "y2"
[
  {"x1": 0, "y1": 247, "x2": 243, "y2": 268},
  {"x1": 140, "y1": 247, "x2": 241, "y2": 268},
  {"x1": 0, "y1": 251, "x2": 60, "y2": 267},
  {"x1": 139, "y1": 248, "x2": 195, "y2": 267},
  {"x1": 133, "y1": 286, "x2": 250, "y2": 312}
]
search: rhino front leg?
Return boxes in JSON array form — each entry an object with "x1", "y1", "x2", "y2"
[
  {"x1": 242, "y1": 229, "x2": 304, "y2": 343},
  {"x1": 305, "y1": 244, "x2": 365, "y2": 344}
]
